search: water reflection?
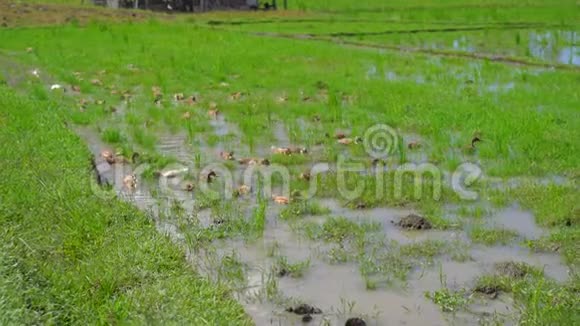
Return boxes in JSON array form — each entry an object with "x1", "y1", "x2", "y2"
[
  {"x1": 558, "y1": 46, "x2": 580, "y2": 65},
  {"x1": 407, "y1": 29, "x2": 580, "y2": 66},
  {"x1": 528, "y1": 31, "x2": 579, "y2": 66}
]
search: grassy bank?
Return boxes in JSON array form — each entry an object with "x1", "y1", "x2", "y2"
[{"x1": 0, "y1": 86, "x2": 250, "y2": 324}]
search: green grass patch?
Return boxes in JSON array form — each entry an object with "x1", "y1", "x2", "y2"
[
  {"x1": 425, "y1": 288, "x2": 470, "y2": 313},
  {"x1": 0, "y1": 86, "x2": 250, "y2": 324},
  {"x1": 273, "y1": 256, "x2": 310, "y2": 278},
  {"x1": 279, "y1": 200, "x2": 331, "y2": 221},
  {"x1": 474, "y1": 265, "x2": 579, "y2": 325},
  {"x1": 469, "y1": 226, "x2": 518, "y2": 246},
  {"x1": 100, "y1": 126, "x2": 125, "y2": 144}
]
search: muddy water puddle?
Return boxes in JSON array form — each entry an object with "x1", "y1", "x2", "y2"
[
  {"x1": 316, "y1": 198, "x2": 465, "y2": 244},
  {"x1": 446, "y1": 202, "x2": 549, "y2": 241},
  {"x1": 76, "y1": 122, "x2": 569, "y2": 326},
  {"x1": 0, "y1": 53, "x2": 55, "y2": 87},
  {"x1": 192, "y1": 211, "x2": 450, "y2": 326},
  {"x1": 273, "y1": 121, "x2": 291, "y2": 146},
  {"x1": 187, "y1": 198, "x2": 567, "y2": 325},
  {"x1": 210, "y1": 114, "x2": 240, "y2": 137},
  {"x1": 205, "y1": 226, "x2": 495, "y2": 325},
  {"x1": 156, "y1": 132, "x2": 193, "y2": 163},
  {"x1": 491, "y1": 205, "x2": 545, "y2": 240},
  {"x1": 470, "y1": 246, "x2": 569, "y2": 282},
  {"x1": 8, "y1": 40, "x2": 574, "y2": 325}
]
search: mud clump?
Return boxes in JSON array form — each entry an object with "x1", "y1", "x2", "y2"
[
  {"x1": 212, "y1": 218, "x2": 226, "y2": 226},
  {"x1": 286, "y1": 303, "x2": 322, "y2": 315},
  {"x1": 275, "y1": 266, "x2": 289, "y2": 277},
  {"x1": 352, "y1": 201, "x2": 367, "y2": 209},
  {"x1": 472, "y1": 262, "x2": 532, "y2": 300},
  {"x1": 302, "y1": 314, "x2": 313, "y2": 323},
  {"x1": 473, "y1": 284, "x2": 500, "y2": 299},
  {"x1": 345, "y1": 317, "x2": 367, "y2": 326},
  {"x1": 394, "y1": 214, "x2": 432, "y2": 230},
  {"x1": 495, "y1": 261, "x2": 533, "y2": 279}
]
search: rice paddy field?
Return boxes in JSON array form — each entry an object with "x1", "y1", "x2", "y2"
[{"x1": 0, "y1": 0, "x2": 579, "y2": 325}]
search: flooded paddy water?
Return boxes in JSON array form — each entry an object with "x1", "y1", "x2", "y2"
[
  {"x1": 1, "y1": 13, "x2": 577, "y2": 324},
  {"x1": 350, "y1": 28, "x2": 580, "y2": 67},
  {"x1": 74, "y1": 111, "x2": 571, "y2": 325},
  {"x1": 37, "y1": 58, "x2": 573, "y2": 324}
]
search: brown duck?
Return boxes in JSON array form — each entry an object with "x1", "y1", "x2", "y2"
[
  {"x1": 206, "y1": 170, "x2": 218, "y2": 183},
  {"x1": 100, "y1": 150, "x2": 116, "y2": 165},
  {"x1": 220, "y1": 151, "x2": 235, "y2": 160},
  {"x1": 272, "y1": 195, "x2": 289, "y2": 205},
  {"x1": 123, "y1": 174, "x2": 137, "y2": 190},
  {"x1": 271, "y1": 146, "x2": 292, "y2": 155}
]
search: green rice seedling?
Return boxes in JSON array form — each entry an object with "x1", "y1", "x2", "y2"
[
  {"x1": 326, "y1": 245, "x2": 351, "y2": 264},
  {"x1": 279, "y1": 200, "x2": 330, "y2": 221},
  {"x1": 469, "y1": 226, "x2": 518, "y2": 246},
  {"x1": 425, "y1": 265, "x2": 471, "y2": 312},
  {"x1": 417, "y1": 202, "x2": 460, "y2": 230},
  {"x1": 425, "y1": 288, "x2": 470, "y2": 313},
  {"x1": 320, "y1": 216, "x2": 363, "y2": 243},
  {"x1": 447, "y1": 240, "x2": 472, "y2": 262},
  {"x1": 250, "y1": 270, "x2": 283, "y2": 304},
  {"x1": 252, "y1": 200, "x2": 267, "y2": 236},
  {"x1": 524, "y1": 228, "x2": 578, "y2": 266},
  {"x1": 100, "y1": 126, "x2": 124, "y2": 143},
  {"x1": 193, "y1": 152, "x2": 202, "y2": 169},
  {"x1": 358, "y1": 248, "x2": 413, "y2": 286},
  {"x1": 400, "y1": 240, "x2": 446, "y2": 261},
  {"x1": 364, "y1": 276, "x2": 378, "y2": 290},
  {"x1": 266, "y1": 242, "x2": 281, "y2": 257},
  {"x1": 273, "y1": 256, "x2": 310, "y2": 278},
  {"x1": 269, "y1": 153, "x2": 310, "y2": 166},
  {"x1": 456, "y1": 205, "x2": 490, "y2": 219},
  {"x1": 506, "y1": 183, "x2": 579, "y2": 228},
  {"x1": 217, "y1": 252, "x2": 247, "y2": 286},
  {"x1": 131, "y1": 126, "x2": 157, "y2": 150}
]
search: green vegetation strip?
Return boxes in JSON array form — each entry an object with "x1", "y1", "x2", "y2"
[{"x1": 0, "y1": 86, "x2": 250, "y2": 324}]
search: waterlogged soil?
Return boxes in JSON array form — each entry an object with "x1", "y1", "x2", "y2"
[
  {"x1": 210, "y1": 114, "x2": 242, "y2": 138},
  {"x1": 87, "y1": 146, "x2": 565, "y2": 325},
  {"x1": 156, "y1": 132, "x2": 193, "y2": 163},
  {"x1": 273, "y1": 121, "x2": 291, "y2": 146},
  {"x1": 185, "y1": 198, "x2": 570, "y2": 326},
  {"x1": 10, "y1": 60, "x2": 568, "y2": 325},
  {"x1": 395, "y1": 213, "x2": 433, "y2": 230},
  {"x1": 316, "y1": 199, "x2": 461, "y2": 243},
  {"x1": 189, "y1": 210, "x2": 452, "y2": 326},
  {"x1": 491, "y1": 205, "x2": 545, "y2": 240},
  {"x1": 75, "y1": 117, "x2": 573, "y2": 325}
]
